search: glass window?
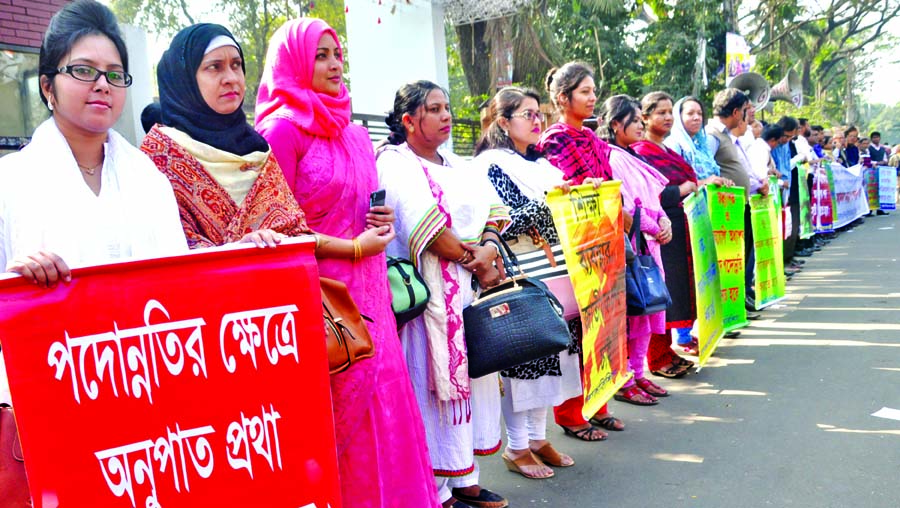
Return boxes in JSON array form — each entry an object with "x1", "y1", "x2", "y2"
[{"x1": 1, "y1": 48, "x2": 49, "y2": 154}]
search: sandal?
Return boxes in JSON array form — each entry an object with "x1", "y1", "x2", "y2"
[
  {"x1": 589, "y1": 415, "x2": 625, "y2": 431},
  {"x1": 635, "y1": 377, "x2": 669, "y2": 397},
  {"x1": 650, "y1": 362, "x2": 687, "y2": 379},
  {"x1": 680, "y1": 339, "x2": 699, "y2": 356},
  {"x1": 559, "y1": 424, "x2": 607, "y2": 441},
  {"x1": 530, "y1": 443, "x2": 574, "y2": 467},
  {"x1": 501, "y1": 451, "x2": 555, "y2": 479},
  {"x1": 674, "y1": 355, "x2": 695, "y2": 369},
  {"x1": 614, "y1": 385, "x2": 658, "y2": 406}
]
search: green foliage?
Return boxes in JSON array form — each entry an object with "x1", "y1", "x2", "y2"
[
  {"x1": 637, "y1": 0, "x2": 728, "y2": 105},
  {"x1": 111, "y1": 0, "x2": 347, "y2": 112},
  {"x1": 532, "y1": 0, "x2": 643, "y2": 98}
]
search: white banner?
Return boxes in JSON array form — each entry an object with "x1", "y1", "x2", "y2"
[
  {"x1": 878, "y1": 167, "x2": 897, "y2": 210},
  {"x1": 831, "y1": 162, "x2": 869, "y2": 228}
]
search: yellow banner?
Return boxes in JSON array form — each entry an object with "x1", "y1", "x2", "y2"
[{"x1": 546, "y1": 181, "x2": 630, "y2": 418}]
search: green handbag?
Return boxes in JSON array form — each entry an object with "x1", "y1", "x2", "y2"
[{"x1": 387, "y1": 256, "x2": 431, "y2": 327}]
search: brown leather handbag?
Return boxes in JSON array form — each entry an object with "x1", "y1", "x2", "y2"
[
  {"x1": 320, "y1": 278, "x2": 375, "y2": 374},
  {"x1": 0, "y1": 405, "x2": 32, "y2": 507}
]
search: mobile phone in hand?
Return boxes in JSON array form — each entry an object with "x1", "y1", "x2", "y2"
[{"x1": 370, "y1": 189, "x2": 386, "y2": 208}]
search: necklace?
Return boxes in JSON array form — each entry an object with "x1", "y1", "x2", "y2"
[{"x1": 77, "y1": 162, "x2": 102, "y2": 176}]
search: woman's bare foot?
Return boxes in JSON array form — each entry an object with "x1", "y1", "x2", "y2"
[{"x1": 559, "y1": 423, "x2": 607, "y2": 441}]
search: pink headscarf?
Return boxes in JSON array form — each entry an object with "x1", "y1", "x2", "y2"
[{"x1": 255, "y1": 18, "x2": 351, "y2": 138}]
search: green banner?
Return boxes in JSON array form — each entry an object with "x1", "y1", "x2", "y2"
[
  {"x1": 749, "y1": 192, "x2": 786, "y2": 309},
  {"x1": 683, "y1": 190, "x2": 724, "y2": 367},
  {"x1": 825, "y1": 162, "x2": 839, "y2": 223},
  {"x1": 706, "y1": 185, "x2": 748, "y2": 333},
  {"x1": 798, "y1": 164, "x2": 814, "y2": 239}
]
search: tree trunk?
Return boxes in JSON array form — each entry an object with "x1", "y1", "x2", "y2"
[
  {"x1": 801, "y1": 59, "x2": 812, "y2": 106},
  {"x1": 456, "y1": 21, "x2": 492, "y2": 96},
  {"x1": 845, "y1": 59, "x2": 855, "y2": 125}
]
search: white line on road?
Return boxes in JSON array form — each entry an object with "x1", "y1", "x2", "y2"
[{"x1": 872, "y1": 407, "x2": 900, "y2": 421}]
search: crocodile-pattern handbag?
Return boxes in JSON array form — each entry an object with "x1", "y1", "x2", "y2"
[{"x1": 463, "y1": 238, "x2": 570, "y2": 379}]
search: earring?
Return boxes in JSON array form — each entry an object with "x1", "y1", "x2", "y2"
[
  {"x1": 48, "y1": 102, "x2": 54, "y2": 111},
  {"x1": 409, "y1": 125, "x2": 415, "y2": 134},
  {"x1": 502, "y1": 129, "x2": 508, "y2": 137}
]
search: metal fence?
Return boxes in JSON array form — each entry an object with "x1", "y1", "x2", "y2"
[{"x1": 351, "y1": 113, "x2": 481, "y2": 157}]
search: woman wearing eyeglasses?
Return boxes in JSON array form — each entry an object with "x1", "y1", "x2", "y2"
[
  {"x1": 472, "y1": 87, "x2": 582, "y2": 480},
  {"x1": 0, "y1": 0, "x2": 187, "y2": 403}
]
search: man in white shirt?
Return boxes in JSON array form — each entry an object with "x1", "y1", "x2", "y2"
[
  {"x1": 747, "y1": 124, "x2": 785, "y2": 190},
  {"x1": 793, "y1": 118, "x2": 819, "y2": 165}
]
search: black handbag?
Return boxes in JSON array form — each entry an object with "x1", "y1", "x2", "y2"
[
  {"x1": 625, "y1": 206, "x2": 672, "y2": 316},
  {"x1": 463, "y1": 237, "x2": 570, "y2": 378}
]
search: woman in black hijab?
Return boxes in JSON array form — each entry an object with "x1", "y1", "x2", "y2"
[{"x1": 154, "y1": 23, "x2": 268, "y2": 155}]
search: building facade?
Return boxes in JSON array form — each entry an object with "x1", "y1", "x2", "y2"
[{"x1": 0, "y1": 0, "x2": 68, "y2": 153}]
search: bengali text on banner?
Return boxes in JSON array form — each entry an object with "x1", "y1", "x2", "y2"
[
  {"x1": 811, "y1": 162, "x2": 834, "y2": 233},
  {"x1": 0, "y1": 239, "x2": 342, "y2": 508},
  {"x1": 878, "y1": 166, "x2": 897, "y2": 211},
  {"x1": 797, "y1": 164, "x2": 814, "y2": 239},
  {"x1": 750, "y1": 192, "x2": 786, "y2": 309},
  {"x1": 683, "y1": 189, "x2": 725, "y2": 366},
  {"x1": 865, "y1": 166, "x2": 880, "y2": 211},
  {"x1": 546, "y1": 181, "x2": 629, "y2": 419},
  {"x1": 831, "y1": 162, "x2": 869, "y2": 228},
  {"x1": 706, "y1": 185, "x2": 748, "y2": 333}
]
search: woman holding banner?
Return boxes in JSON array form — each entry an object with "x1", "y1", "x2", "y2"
[
  {"x1": 473, "y1": 86, "x2": 582, "y2": 479},
  {"x1": 0, "y1": 0, "x2": 188, "y2": 402},
  {"x1": 537, "y1": 62, "x2": 627, "y2": 440},
  {"x1": 599, "y1": 95, "x2": 672, "y2": 405},
  {"x1": 253, "y1": 19, "x2": 440, "y2": 507},
  {"x1": 377, "y1": 80, "x2": 511, "y2": 508},
  {"x1": 143, "y1": 23, "x2": 438, "y2": 507},
  {"x1": 633, "y1": 92, "x2": 733, "y2": 377}
]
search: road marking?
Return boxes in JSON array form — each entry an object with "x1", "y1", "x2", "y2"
[
  {"x1": 872, "y1": 407, "x2": 900, "y2": 421},
  {"x1": 652, "y1": 453, "x2": 704, "y2": 464}
]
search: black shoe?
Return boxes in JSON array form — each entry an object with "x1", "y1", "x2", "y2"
[
  {"x1": 452, "y1": 488, "x2": 508, "y2": 508},
  {"x1": 745, "y1": 297, "x2": 757, "y2": 311},
  {"x1": 877, "y1": 209, "x2": 889, "y2": 215},
  {"x1": 795, "y1": 249, "x2": 813, "y2": 257},
  {"x1": 813, "y1": 245, "x2": 822, "y2": 251},
  {"x1": 746, "y1": 311, "x2": 762, "y2": 320},
  {"x1": 793, "y1": 258, "x2": 806, "y2": 265},
  {"x1": 724, "y1": 330, "x2": 741, "y2": 338}
]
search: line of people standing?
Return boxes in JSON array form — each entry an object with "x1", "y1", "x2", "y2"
[{"x1": 0, "y1": 1, "x2": 859, "y2": 507}]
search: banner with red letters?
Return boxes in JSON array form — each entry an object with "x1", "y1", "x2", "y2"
[{"x1": 0, "y1": 239, "x2": 341, "y2": 508}]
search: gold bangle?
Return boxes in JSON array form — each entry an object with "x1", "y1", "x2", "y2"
[{"x1": 353, "y1": 237, "x2": 362, "y2": 261}]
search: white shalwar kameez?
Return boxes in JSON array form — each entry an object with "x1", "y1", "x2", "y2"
[
  {"x1": 0, "y1": 118, "x2": 188, "y2": 405},
  {"x1": 377, "y1": 144, "x2": 509, "y2": 503}
]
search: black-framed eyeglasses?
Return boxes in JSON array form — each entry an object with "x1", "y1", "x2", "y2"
[
  {"x1": 509, "y1": 110, "x2": 545, "y2": 122},
  {"x1": 56, "y1": 64, "x2": 133, "y2": 88}
]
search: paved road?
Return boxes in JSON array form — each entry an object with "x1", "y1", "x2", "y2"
[{"x1": 479, "y1": 213, "x2": 900, "y2": 507}]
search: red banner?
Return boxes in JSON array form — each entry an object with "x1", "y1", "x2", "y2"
[{"x1": 0, "y1": 239, "x2": 341, "y2": 508}]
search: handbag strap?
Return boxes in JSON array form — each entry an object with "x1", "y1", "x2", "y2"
[{"x1": 627, "y1": 204, "x2": 650, "y2": 255}]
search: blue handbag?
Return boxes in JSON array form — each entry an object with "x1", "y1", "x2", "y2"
[{"x1": 625, "y1": 206, "x2": 672, "y2": 316}]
